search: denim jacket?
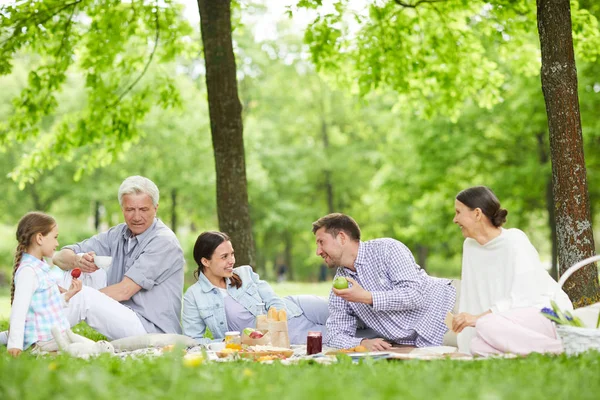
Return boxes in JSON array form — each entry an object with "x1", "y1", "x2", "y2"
[{"x1": 182, "y1": 265, "x2": 302, "y2": 344}]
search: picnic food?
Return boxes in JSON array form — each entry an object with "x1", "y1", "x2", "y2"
[
  {"x1": 225, "y1": 331, "x2": 242, "y2": 350},
  {"x1": 243, "y1": 327, "x2": 265, "y2": 339},
  {"x1": 268, "y1": 307, "x2": 278, "y2": 320},
  {"x1": 215, "y1": 345, "x2": 293, "y2": 360},
  {"x1": 325, "y1": 345, "x2": 368, "y2": 355},
  {"x1": 306, "y1": 331, "x2": 323, "y2": 355},
  {"x1": 250, "y1": 331, "x2": 264, "y2": 339},
  {"x1": 183, "y1": 353, "x2": 205, "y2": 367},
  {"x1": 265, "y1": 307, "x2": 290, "y2": 348},
  {"x1": 71, "y1": 268, "x2": 82, "y2": 278},
  {"x1": 333, "y1": 276, "x2": 349, "y2": 289},
  {"x1": 278, "y1": 309, "x2": 287, "y2": 321}
]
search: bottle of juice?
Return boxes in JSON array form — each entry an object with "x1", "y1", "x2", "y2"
[{"x1": 225, "y1": 331, "x2": 242, "y2": 350}]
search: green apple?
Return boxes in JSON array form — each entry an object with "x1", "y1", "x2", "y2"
[
  {"x1": 333, "y1": 276, "x2": 349, "y2": 289},
  {"x1": 243, "y1": 328, "x2": 255, "y2": 336}
]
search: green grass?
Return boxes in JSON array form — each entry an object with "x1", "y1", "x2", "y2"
[
  {"x1": 2, "y1": 282, "x2": 600, "y2": 400},
  {"x1": 1, "y1": 345, "x2": 599, "y2": 399}
]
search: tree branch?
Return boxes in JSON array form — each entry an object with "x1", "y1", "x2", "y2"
[
  {"x1": 0, "y1": 0, "x2": 83, "y2": 46},
  {"x1": 110, "y1": 7, "x2": 161, "y2": 106},
  {"x1": 393, "y1": 0, "x2": 448, "y2": 8},
  {"x1": 55, "y1": 3, "x2": 78, "y2": 58}
]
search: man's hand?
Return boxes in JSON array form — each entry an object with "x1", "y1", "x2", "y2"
[
  {"x1": 7, "y1": 348, "x2": 22, "y2": 357},
  {"x1": 76, "y1": 252, "x2": 98, "y2": 274},
  {"x1": 53, "y1": 249, "x2": 98, "y2": 273},
  {"x1": 360, "y1": 338, "x2": 392, "y2": 352},
  {"x1": 65, "y1": 278, "x2": 83, "y2": 302},
  {"x1": 332, "y1": 277, "x2": 373, "y2": 304},
  {"x1": 452, "y1": 312, "x2": 479, "y2": 333}
]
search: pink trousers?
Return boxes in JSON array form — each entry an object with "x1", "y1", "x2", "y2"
[{"x1": 470, "y1": 307, "x2": 563, "y2": 356}]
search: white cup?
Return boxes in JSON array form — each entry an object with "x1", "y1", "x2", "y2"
[
  {"x1": 94, "y1": 256, "x2": 113, "y2": 270},
  {"x1": 208, "y1": 342, "x2": 225, "y2": 351}
]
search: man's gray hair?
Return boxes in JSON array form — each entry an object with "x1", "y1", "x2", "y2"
[{"x1": 118, "y1": 176, "x2": 160, "y2": 207}]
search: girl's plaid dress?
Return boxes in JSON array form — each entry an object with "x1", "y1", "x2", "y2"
[{"x1": 15, "y1": 253, "x2": 70, "y2": 349}]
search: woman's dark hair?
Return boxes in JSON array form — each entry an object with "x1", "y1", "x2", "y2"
[
  {"x1": 456, "y1": 186, "x2": 508, "y2": 227},
  {"x1": 193, "y1": 231, "x2": 242, "y2": 288}
]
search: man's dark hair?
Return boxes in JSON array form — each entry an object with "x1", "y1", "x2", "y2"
[{"x1": 311, "y1": 213, "x2": 361, "y2": 241}]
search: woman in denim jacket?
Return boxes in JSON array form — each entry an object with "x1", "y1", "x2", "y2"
[{"x1": 182, "y1": 231, "x2": 327, "y2": 345}]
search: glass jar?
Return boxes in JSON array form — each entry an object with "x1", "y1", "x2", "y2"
[
  {"x1": 306, "y1": 331, "x2": 323, "y2": 355},
  {"x1": 224, "y1": 331, "x2": 242, "y2": 350}
]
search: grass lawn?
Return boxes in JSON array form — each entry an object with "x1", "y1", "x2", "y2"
[
  {"x1": 1, "y1": 283, "x2": 600, "y2": 399},
  {"x1": 1, "y1": 345, "x2": 599, "y2": 399}
]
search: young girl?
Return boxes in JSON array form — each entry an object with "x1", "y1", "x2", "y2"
[
  {"x1": 452, "y1": 186, "x2": 573, "y2": 356},
  {"x1": 6, "y1": 212, "x2": 82, "y2": 357},
  {"x1": 182, "y1": 231, "x2": 328, "y2": 345}
]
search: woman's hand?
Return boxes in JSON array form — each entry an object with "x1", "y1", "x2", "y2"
[
  {"x1": 65, "y1": 278, "x2": 83, "y2": 302},
  {"x1": 7, "y1": 348, "x2": 22, "y2": 357},
  {"x1": 452, "y1": 312, "x2": 479, "y2": 333}
]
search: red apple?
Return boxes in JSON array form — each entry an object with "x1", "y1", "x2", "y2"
[
  {"x1": 249, "y1": 331, "x2": 264, "y2": 339},
  {"x1": 71, "y1": 268, "x2": 82, "y2": 278}
]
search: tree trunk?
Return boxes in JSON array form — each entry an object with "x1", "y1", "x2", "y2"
[
  {"x1": 321, "y1": 119, "x2": 335, "y2": 213},
  {"x1": 94, "y1": 200, "x2": 101, "y2": 232},
  {"x1": 197, "y1": 0, "x2": 255, "y2": 267},
  {"x1": 171, "y1": 188, "x2": 177, "y2": 235},
  {"x1": 536, "y1": 131, "x2": 558, "y2": 280},
  {"x1": 546, "y1": 178, "x2": 559, "y2": 280},
  {"x1": 537, "y1": 0, "x2": 599, "y2": 305}
]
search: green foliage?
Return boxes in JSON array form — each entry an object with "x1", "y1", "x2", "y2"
[
  {"x1": 0, "y1": 0, "x2": 195, "y2": 185},
  {"x1": 0, "y1": 0, "x2": 599, "y2": 283}
]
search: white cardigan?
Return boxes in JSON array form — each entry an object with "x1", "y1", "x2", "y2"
[{"x1": 457, "y1": 228, "x2": 572, "y2": 353}]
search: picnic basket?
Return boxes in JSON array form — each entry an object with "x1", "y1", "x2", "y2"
[{"x1": 555, "y1": 255, "x2": 600, "y2": 355}]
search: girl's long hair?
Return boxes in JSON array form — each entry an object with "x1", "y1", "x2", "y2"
[{"x1": 12, "y1": 212, "x2": 56, "y2": 304}]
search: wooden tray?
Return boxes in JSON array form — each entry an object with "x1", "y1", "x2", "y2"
[{"x1": 216, "y1": 349, "x2": 294, "y2": 359}]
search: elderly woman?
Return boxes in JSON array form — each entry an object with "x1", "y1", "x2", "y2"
[
  {"x1": 452, "y1": 186, "x2": 572, "y2": 356},
  {"x1": 182, "y1": 231, "x2": 328, "y2": 345}
]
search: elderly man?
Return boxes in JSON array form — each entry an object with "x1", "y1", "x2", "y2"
[
  {"x1": 313, "y1": 213, "x2": 456, "y2": 351},
  {"x1": 52, "y1": 175, "x2": 185, "y2": 339}
]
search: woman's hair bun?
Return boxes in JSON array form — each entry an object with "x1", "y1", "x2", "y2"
[{"x1": 492, "y1": 208, "x2": 508, "y2": 227}]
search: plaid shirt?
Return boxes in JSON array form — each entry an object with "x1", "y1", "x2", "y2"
[
  {"x1": 325, "y1": 239, "x2": 455, "y2": 349},
  {"x1": 16, "y1": 254, "x2": 70, "y2": 349}
]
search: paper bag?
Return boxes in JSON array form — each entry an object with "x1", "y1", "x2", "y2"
[
  {"x1": 256, "y1": 315, "x2": 269, "y2": 331},
  {"x1": 242, "y1": 330, "x2": 271, "y2": 346},
  {"x1": 268, "y1": 320, "x2": 290, "y2": 349}
]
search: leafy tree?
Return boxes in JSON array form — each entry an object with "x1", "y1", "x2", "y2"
[
  {"x1": 297, "y1": 0, "x2": 600, "y2": 302},
  {"x1": 0, "y1": 0, "x2": 257, "y2": 266}
]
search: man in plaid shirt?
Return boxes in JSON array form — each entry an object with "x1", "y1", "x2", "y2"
[{"x1": 313, "y1": 213, "x2": 456, "y2": 351}]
